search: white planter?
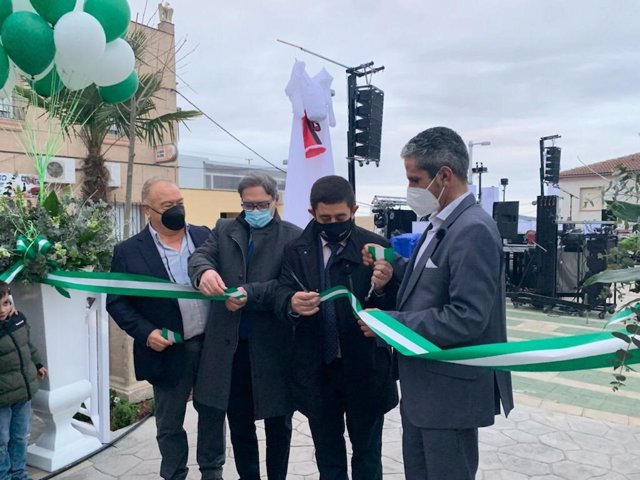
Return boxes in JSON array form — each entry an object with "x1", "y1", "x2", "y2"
[{"x1": 11, "y1": 283, "x2": 102, "y2": 472}]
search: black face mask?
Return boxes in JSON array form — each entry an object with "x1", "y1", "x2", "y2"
[
  {"x1": 316, "y1": 219, "x2": 353, "y2": 243},
  {"x1": 159, "y1": 205, "x2": 186, "y2": 231}
]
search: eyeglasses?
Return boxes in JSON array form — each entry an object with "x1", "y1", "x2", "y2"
[
  {"x1": 145, "y1": 201, "x2": 184, "y2": 214},
  {"x1": 241, "y1": 201, "x2": 272, "y2": 211}
]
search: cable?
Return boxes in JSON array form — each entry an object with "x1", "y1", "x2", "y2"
[{"x1": 170, "y1": 89, "x2": 286, "y2": 174}]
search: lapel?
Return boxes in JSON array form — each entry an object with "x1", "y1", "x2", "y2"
[
  {"x1": 136, "y1": 226, "x2": 171, "y2": 281},
  {"x1": 398, "y1": 194, "x2": 476, "y2": 309}
]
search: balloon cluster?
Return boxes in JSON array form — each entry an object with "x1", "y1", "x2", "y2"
[{"x1": 0, "y1": 0, "x2": 138, "y2": 104}]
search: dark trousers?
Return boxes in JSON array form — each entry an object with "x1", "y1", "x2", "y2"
[
  {"x1": 153, "y1": 336, "x2": 226, "y2": 480},
  {"x1": 227, "y1": 340, "x2": 292, "y2": 480},
  {"x1": 307, "y1": 359, "x2": 384, "y2": 480},
  {"x1": 401, "y1": 408, "x2": 478, "y2": 480}
]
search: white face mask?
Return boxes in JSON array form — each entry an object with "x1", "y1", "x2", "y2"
[{"x1": 406, "y1": 172, "x2": 445, "y2": 218}]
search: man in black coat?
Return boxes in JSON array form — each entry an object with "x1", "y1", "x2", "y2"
[
  {"x1": 275, "y1": 175, "x2": 399, "y2": 480},
  {"x1": 188, "y1": 173, "x2": 302, "y2": 480},
  {"x1": 107, "y1": 178, "x2": 225, "y2": 480}
]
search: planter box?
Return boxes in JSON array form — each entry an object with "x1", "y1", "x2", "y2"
[{"x1": 11, "y1": 283, "x2": 102, "y2": 472}]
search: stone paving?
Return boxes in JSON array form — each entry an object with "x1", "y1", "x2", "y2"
[{"x1": 28, "y1": 303, "x2": 640, "y2": 479}]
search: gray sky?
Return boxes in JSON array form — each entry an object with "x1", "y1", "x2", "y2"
[{"x1": 130, "y1": 0, "x2": 640, "y2": 217}]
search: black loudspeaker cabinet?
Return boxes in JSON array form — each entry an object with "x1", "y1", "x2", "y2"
[
  {"x1": 583, "y1": 234, "x2": 617, "y2": 306},
  {"x1": 385, "y1": 209, "x2": 417, "y2": 238},
  {"x1": 493, "y1": 201, "x2": 519, "y2": 241},
  {"x1": 535, "y1": 195, "x2": 558, "y2": 297}
]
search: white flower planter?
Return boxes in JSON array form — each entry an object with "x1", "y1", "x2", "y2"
[{"x1": 11, "y1": 283, "x2": 102, "y2": 472}]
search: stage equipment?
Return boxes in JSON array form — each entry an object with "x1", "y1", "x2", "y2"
[
  {"x1": 535, "y1": 195, "x2": 559, "y2": 298},
  {"x1": 493, "y1": 201, "x2": 519, "y2": 241},
  {"x1": 371, "y1": 196, "x2": 416, "y2": 239},
  {"x1": 538, "y1": 134, "x2": 561, "y2": 196}
]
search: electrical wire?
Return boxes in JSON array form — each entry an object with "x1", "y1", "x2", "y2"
[{"x1": 170, "y1": 88, "x2": 286, "y2": 174}]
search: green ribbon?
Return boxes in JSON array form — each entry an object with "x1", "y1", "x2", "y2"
[
  {"x1": 319, "y1": 286, "x2": 640, "y2": 372},
  {"x1": 0, "y1": 235, "x2": 53, "y2": 284},
  {"x1": 2, "y1": 235, "x2": 639, "y2": 373}
]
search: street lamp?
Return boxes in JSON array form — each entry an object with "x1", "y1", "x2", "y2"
[
  {"x1": 467, "y1": 140, "x2": 491, "y2": 185},
  {"x1": 471, "y1": 162, "x2": 488, "y2": 203},
  {"x1": 500, "y1": 178, "x2": 509, "y2": 202}
]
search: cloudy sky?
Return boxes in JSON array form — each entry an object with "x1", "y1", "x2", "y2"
[{"x1": 129, "y1": 0, "x2": 640, "y2": 217}]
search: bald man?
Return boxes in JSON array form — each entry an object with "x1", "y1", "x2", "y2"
[{"x1": 107, "y1": 177, "x2": 226, "y2": 480}]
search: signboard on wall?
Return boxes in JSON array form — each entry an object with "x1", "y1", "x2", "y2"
[{"x1": 0, "y1": 173, "x2": 40, "y2": 198}]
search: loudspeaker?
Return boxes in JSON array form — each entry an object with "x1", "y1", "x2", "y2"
[
  {"x1": 583, "y1": 234, "x2": 617, "y2": 306},
  {"x1": 386, "y1": 209, "x2": 416, "y2": 237},
  {"x1": 493, "y1": 201, "x2": 519, "y2": 241},
  {"x1": 536, "y1": 195, "x2": 558, "y2": 297}
]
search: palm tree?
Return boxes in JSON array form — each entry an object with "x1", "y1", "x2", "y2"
[{"x1": 21, "y1": 27, "x2": 201, "y2": 237}]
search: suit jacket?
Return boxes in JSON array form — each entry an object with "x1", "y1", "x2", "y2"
[
  {"x1": 187, "y1": 213, "x2": 302, "y2": 419},
  {"x1": 275, "y1": 222, "x2": 399, "y2": 419},
  {"x1": 106, "y1": 224, "x2": 211, "y2": 387},
  {"x1": 391, "y1": 194, "x2": 514, "y2": 429}
]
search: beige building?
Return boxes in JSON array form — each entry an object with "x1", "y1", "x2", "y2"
[{"x1": 558, "y1": 153, "x2": 640, "y2": 223}]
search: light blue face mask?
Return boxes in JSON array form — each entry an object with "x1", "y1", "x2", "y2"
[{"x1": 245, "y1": 209, "x2": 273, "y2": 229}]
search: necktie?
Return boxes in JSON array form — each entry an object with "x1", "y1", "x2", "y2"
[
  {"x1": 239, "y1": 235, "x2": 254, "y2": 340},
  {"x1": 322, "y1": 242, "x2": 341, "y2": 364}
]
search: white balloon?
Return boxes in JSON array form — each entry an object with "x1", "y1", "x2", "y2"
[
  {"x1": 91, "y1": 39, "x2": 135, "y2": 87},
  {"x1": 0, "y1": 65, "x2": 16, "y2": 100},
  {"x1": 12, "y1": 0, "x2": 36, "y2": 12},
  {"x1": 56, "y1": 64, "x2": 92, "y2": 91},
  {"x1": 54, "y1": 11, "x2": 106, "y2": 73}
]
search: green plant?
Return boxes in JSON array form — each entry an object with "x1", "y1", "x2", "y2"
[
  {"x1": 583, "y1": 166, "x2": 640, "y2": 390},
  {"x1": 0, "y1": 189, "x2": 115, "y2": 283},
  {"x1": 109, "y1": 389, "x2": 155, "y2": 430}
]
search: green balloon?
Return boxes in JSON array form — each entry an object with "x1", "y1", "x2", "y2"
[
  {"x1": 30, "y1": 67, "x2": 62, "y2": 97},
  {"x1": 84, "y1": 0, "x2": 130, "y2": 43},
  {"x1": 30, "y1": 0, "x2": 76, "y2": 25},
  {"x1": 99, "y1": 69, "x2": 138, "y2": 104},
  {"x1": 0, "y1": 0, "x2": 12, "y2": 30},
  {"x1": 1, "y1": 11, "x2": 54, "y2": 76},
  {"x1": 0, "y1": 45, "x2": 9, "y2": 89}
]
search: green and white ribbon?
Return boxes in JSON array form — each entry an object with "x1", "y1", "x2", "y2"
[
  {"x1": 0, "y1": 235, "x2": 53, "y2": 283},
  {"x1": 368, "y1": 245, "x2": 395, "y2": 263},
  {"x1": 161, "y1": 327, "x2": 184, "y2": 344},
  {"x1": 320, "y1": 286, "x2": 640, "y2": 372},
  {"x1": 39, "y1": 269, "x2": 245, "y2": 301}
]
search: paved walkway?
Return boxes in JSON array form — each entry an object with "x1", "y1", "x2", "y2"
[{"x1": 28, "y1": 303, "x2": 640, "y2": 479}]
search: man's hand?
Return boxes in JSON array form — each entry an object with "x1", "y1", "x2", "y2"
[
  {"x1": 361, "y1": 243, "x2": 383, "y2": 267},
  {"x1": 226, "y1": 287, "x2": 248, "y2": 312},
  {"x1": 198, "y1": 269, "x2": 227, "y2": 296},
  {"x1": 357, "y1": 317, "x2": 377, "y2": 338},
  {"x1": 371, "y1": 259, "x2": 393, "y2": 293},
  {"x1": 37, "y1": 367, "x2": 48, "y2": 379},
  {"x1": 147, "y1": 329, "x2": 172, "y2": 352},
  {"x1": 290, "y1": 291, "x2": 321, "y2": 316}
]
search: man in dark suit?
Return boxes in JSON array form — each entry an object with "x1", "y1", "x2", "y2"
[
  {"x1": 107, "y1": 178, "x2": 225, "y2": 480},
  {"x1": 362, "y1": 126, "x2": 514, "y2": 480},
  {"x1": 276, "y1": 175, "x2": 398, "y2": 480},
  {"x1": 188, "y1": 173, "x2": 301, "y2": 480}
]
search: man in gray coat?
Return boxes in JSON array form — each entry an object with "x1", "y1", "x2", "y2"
[
  {"x1": 188, "y1": 173, "x2": 302, "y2": 480},
  {"x1": 362, "y1": 126, "x2": 514, "y2": 480}
]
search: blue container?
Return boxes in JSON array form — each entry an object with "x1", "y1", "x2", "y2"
[{"x1": 391, "y1": 233, "x2": 422, "y2": 258}]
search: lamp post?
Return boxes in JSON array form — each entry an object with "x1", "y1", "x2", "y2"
[
  {"x1": 471, "y1": 162, "x2": 488, "y2": 203},
  {"x1": 467, "y1": 140, "x2": 491, "y2": 185},
  {"x1": 500, "y1": 177, "x2": 509, "y2": 202}
]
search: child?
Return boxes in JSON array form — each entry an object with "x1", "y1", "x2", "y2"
[{"x1": 0, "y1": 281, "x2": 47, "y2": 480}]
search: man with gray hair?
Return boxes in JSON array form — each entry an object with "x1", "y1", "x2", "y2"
[
  {"x1": 107, "y1": 177, "x2": 226, "y2": 480},
  {"x1": 361, "y1": 126, "x2": 514, "y2": 479},
  {"x1": 189, "y1": 173, "x2": 302, "y2": 480}
]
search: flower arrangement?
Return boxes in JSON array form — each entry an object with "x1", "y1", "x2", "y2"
[{"x1": 0, "y1": 186, "x2": 115, "y2": 284}]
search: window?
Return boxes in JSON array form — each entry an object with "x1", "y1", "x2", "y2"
[{"x1": 579, "y1": 187, "x2": 603, "y2": 212}]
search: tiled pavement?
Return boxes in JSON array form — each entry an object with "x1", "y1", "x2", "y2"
[{"x1": 29, "y1": 303, "x2": 640, "y2": 479}]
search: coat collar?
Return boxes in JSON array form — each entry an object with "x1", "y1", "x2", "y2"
[{"x1": 397, "y1": 194, "x2": 476, "y2": 309}]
